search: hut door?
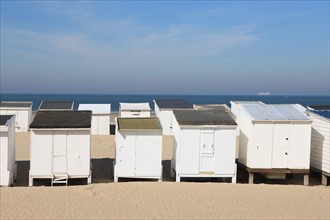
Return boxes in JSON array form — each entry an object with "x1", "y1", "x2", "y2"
[
  {"x1": 272, "y1": 124, "x2": 289, "y2": 168},
  {"x1": 200, "y1": 130, "x2": 215, "y2": 173},
  {"x1": 117, "y1": 132, "x2": 136, "y2": 177},
  {"x1": 52, "y1": 131, "x2": 67, "y2": 174}
]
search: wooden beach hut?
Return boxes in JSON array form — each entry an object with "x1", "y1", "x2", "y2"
[
  {"x1": 29, "y1": 111, "x2": 92, "y2": 186},
  {"x1": 0, "y1": 102, "x2": 33, "y2": 132},
  {"x1": 119, "y1": 102, "x2": 151, "y2": 118},
  {"x1": 154, "y1": 99, "x2": 193, "y2": 135},
  {"x1": 231, "y1": 103, "x2": 312, "y2": 185},
  {"x1": 0, "y1": 115, "x2": 16, "y2": 186},
  {"x1": 78, "y1": 104, "x2": 111, "y2": 135},
  {"x1": 114, "y1": 118, "x2": 162, "y2": 182},
  {"x1": 171, "y1": 109, "x2": 238, "y2": 182},
  {"x1": 38, "y1": 100, "x2": 74, "y2": 111},
  {"x1": 307, "y1": 105, "x2": 330, "y2": 185}
]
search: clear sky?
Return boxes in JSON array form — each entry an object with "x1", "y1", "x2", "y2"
[{"x1": 1, "y1": 1, "x2": 329, "y2": 95}]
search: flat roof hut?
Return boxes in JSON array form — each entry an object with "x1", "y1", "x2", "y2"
[
  {"x1": 29, "y1": 111, "x2": 92, "y2": 186},
  {"x1": 231, "y1": 103, "x2": 312, "y2": 185},
  {"x1": 0, "y1": 102, "x2": 33, "y2": 132},
  {"x1": 119, "y1": 102, "x2": 151, "y2": 118},
  {"x1": 78, "y1": 104, "x2": 111, "y2": 135},
  {"x1": 114, "y1": 118, "x2": 162, "y2": 182},
  {"x1": 171, "y1": 109, "x2": 237, "y2": 182}
]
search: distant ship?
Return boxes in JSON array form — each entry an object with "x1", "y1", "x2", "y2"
[{"x1": 257, "y1": 92, "x2": 271, "y2": 95}]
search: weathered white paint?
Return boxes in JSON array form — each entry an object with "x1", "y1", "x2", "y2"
[
  {"x1": 0, "y1": 116, "x2": 16, "y2": 186},
  {"x1": 29, "y1": 129, "x2": 91, "y2": 185},
  {"x1": 119, "y1": 103, "x2": 151, "y2": 118},
  {"x1": 78, "y1": 104, "x2": 111, "y2": 135},
  {"x1": 172, "y1": 116, "x2": 237, "y2": 182},
  {"x1": 0, "y1": 102, "x2": 33, "y2": 132},
  {"x1": 231, "y1": 103, "x2": 312, "y2": 170},
  {"x1": 308, "y1": 112, "x2": 330, "y2": 174},
  {"x1": 114, "y1": 122, "x2": 162, "y2": 181}
]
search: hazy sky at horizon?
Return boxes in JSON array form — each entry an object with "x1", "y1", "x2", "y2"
[{"x1": 1, "y1": 1, "x2": 329, "y2": 95}]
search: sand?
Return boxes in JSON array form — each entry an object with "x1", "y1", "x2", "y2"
[{"x1": 0, "y1": 132, "x2": 329, "y2": 219}]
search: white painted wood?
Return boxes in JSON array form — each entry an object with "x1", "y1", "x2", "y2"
[
  {"x1": 172, "y1": 116, "x2": 237, "y2": 182},
  {"x1": 309, "y1": 112, "x2": 330, "y2": 174},
  {"x1": 0, "y1": 116, "x2": 16, "y2": 186},
  {"x1": 115, "y1": 123, "x2": 162, "y2": 180},
  {"x1": 231, "y1": 102, "x2": 312, "y2": 171},
  {"x1": 78, "y1": 104, "x2": 110, "y2": 135},
  {"x1": 0, "y1": 103, "x2": 32, "y2": 132},
  {"x1": 119, "y1": 103, "x2": 151, "y2": 118},
  {"x1": 30, "y1": 129, "x2": 91, "y2": 183}
]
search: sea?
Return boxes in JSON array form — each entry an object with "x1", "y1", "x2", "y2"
[{"x1": 0, "y1": 94, "x2": 329, "y2": 112}]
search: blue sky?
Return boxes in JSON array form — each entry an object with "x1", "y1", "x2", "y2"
[{"x1": 1, "y1": 1, "x2": 329, "y2": 95}]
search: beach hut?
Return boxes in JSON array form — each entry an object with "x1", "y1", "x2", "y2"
[
  {"x1": 119, "y1": 102, "x2": 151, "y2": 118},
  {"x1": 78, "y1": 104, "x2": 111, "y2": 135},
  {"x1": 29, "y1": 111, "x2": 92, "y2": 186},
  {"x1": 171, "y1": 109, "x2": 238, "y2": 182},
  {"x1": 38, "y1": 100, "x2": 74, "y2": 111},
  {"x1": 193, "y1": 104, "x2": 231, "y2": 111},
  {"x1": 306, "y1": 106, "x2": 330, "y2": 185},
  {"x1": 231, "y1": 103, "x2": 312, "y2": 185},
  {"x1": 0, "y1": 102, "x2": 33, "y2": 132},
  {"x1": 0, "y1": 115, "x2": 16, "y2": 186},
  {"x1": 154, "y1": 99, "x2": 193, "y2": 135},
  {"x1": 114, "y1": 118, "x2": 162, "y2": 182}
]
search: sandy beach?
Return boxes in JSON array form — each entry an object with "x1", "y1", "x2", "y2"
[{"x1": 1, "y1": 131, "x2": 329, "y2": 219}]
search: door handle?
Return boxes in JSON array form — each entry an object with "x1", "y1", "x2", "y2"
[{"x1": 285, "y1": 152, "x2": 288, "y2": 155}]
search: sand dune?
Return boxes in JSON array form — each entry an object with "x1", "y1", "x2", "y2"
[{"x1": 0, "y1": 132, "x2": 329, "y2": 219}]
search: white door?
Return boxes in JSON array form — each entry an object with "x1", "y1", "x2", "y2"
[
  {"x1": 135, "y1": 133, "x2": 162, "y2": 177},
  {"x1": 200, "y1": 130, "x2": 215, "y2": 173},
  {"x1": 272, "y1": 124, "x2": 289, "y2": 168},
  {"x1": 53, "y1": 131, "x2": 67, "y2": 174},
  {"x1": 117, "y1": 132, "x2": 136, "y2": 177}
]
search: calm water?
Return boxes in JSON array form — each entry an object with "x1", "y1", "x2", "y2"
[{"x1": 0, "y1": 94, "x2": 329, "y2": 111}]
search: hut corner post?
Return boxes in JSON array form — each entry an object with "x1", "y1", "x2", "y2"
[
  {"x1": 321, "y1": 174, "x2": 328, "y2": 186},
  {"x1": 304, "y1": 174, "x2": 309, "y2": 186}
]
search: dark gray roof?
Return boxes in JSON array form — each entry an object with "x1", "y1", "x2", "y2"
[
  {"x1": 117, "y1": 118, "x2": 161, "y2": 130},
  {"x1": 154, "y1": 99, "x2": 193, "y2": 109},
  {"x1": 308, "y1": 105, "x2": 330, "y2": 110},
  {"x1": 39, "y1": 100, "x2": 74, "y2": 110},
  {"x1": 30, "y1": 111, "x2": 92, "y2": 129},
  {"x1": 0, "y1": 115, "x2": 14, "y2": 126},
  {"x1": 173, "y1": 110, "x2": 237, "y2": 126},
  {"x1": 0, "y1": 102, "x2": 33, "y2": 108}
]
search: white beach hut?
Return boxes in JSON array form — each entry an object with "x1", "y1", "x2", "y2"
[
  {"x1": 38, "y1": 100, "x2": 74, "y2": 111},
  {"x1": 231, "y1": 103, "x2": 312, "y2": 185},
  {"x1": 154, "y1": 99, "x2": 193, "y2": 135},
  {"x1": 78, "y1": 104, "x2": 111, "y2": 135},
  {"x1": 114, "y1": 118, "x2": 162, "y2": 182},
  {"x1": 0, "y1": 115, "x2": 16, "y2": 186},
  {"x1": 0, "y1": 102, "x2": 33, "y2": 132},
  {"x1": 171, "y1": 109, "x2": 238, "y2": 182},
  {"x1": 119, "y1": 102, "x2": 151, "y2": 118},
  {"x1": 193, "y1": 104, "x2": 231, "y2": 111},
  {"x1": 307, "y1": 105, "x2": 330, "y2": 185},
  {"x1": 29, "y1": 111, "x2": 92, "y2": 186}
]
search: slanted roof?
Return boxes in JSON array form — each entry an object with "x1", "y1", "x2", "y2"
[
  {"x1": 154, "y1": 99, "x2": 193, "y2": 109},
  {"x1": 119, "y1": 102, "x2": 151, "y2": 111},
  {"x1": 308, "y1": 105, "x2": 330, "y2": 110},
  {"x1": 309, "y1": 110, "x2": 330, "y2": 120},
  {"x1": 0, "y1": 102, "x2": 33, "y2": 108},
  {"x1": 0, "y1": 115, "x2": 14, "y2": 126},
  {"x1": 241, "y1": 104, "x2": 310, "y2": 121},
  {"x1": 39, "y1": 100, "x2": 74, "y2": 110},
  {"x1": 30, "y1": 111, "x2": 92, "y2": 129},
  {"x1": 117, "y1": 118, "x2": 161, "y2": 130},
  {"x1": 193, "y1": 104, "x2": 230, "y2": 112},
  {"x1": 78, "y1": 104, "x2": 111, "y2": 114},
  {"x1": 173, "y1": 110, "x2": 237, "y2": 126}
]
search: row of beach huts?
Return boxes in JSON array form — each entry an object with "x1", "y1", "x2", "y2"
[{"x1": 0, "y1": 99, "x2": 329, "y2": 186}]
